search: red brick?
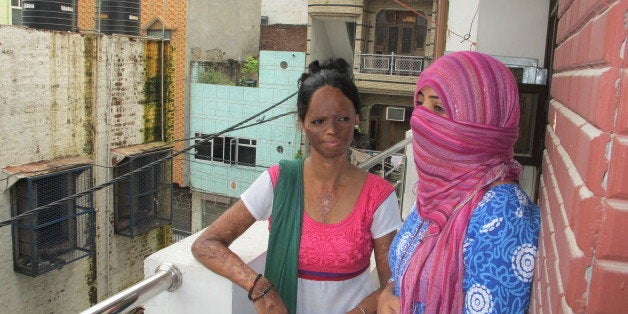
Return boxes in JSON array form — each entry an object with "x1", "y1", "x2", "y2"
[
  {"x1": 553, "y1": 44, "x2": 566, "y2": 71},
  {"x1": 571, "y1": 188, "x2": 603, "y2": 257},
  {"x1": 588, "y1": 260, "x2": 628, "y2": 313},
  {"x1": 576, "y1": 0, "x2": 610, "y2": 29},
  {"x1": 542, "y1": 285, "x2": 553, "y2": 314},
  {"x1": 554, "y1": 226, "x2": 589, "y2": 312},
  {"x1": 591, "y1": 69, "x2": 621, "y2": 131},
  {"x1": 597, "y1": 199, "x2": 628, "y2": 259},
  {"x1": 547, "y1": 100, "x2": 560, "y2": 131},
  {"x1": 572, "y1": 123, "x2": 610, "y2": 195},
  {"x1": 608, "y1": 135, "x2": 628, "y2": 198},
  {"x1": 575, "y1": 22, "x2": 592, "y2": 66},
  {"x1": 549, "y1": 144, "x2": 584, "y2": 222},
  {"x1": 538, "y1": 174, "x2": 557, "y2": 235},
  {"x1": 548, "y1": 240, "x2": 565, "y2": 300},
  {"x1": 558, "y1": 0, "x2": 573, "y2": 19},
  {"x1": 545, "y1": 121, "x2": 561, "y2": 159},
  {"x1": 553, "y1": 104, "x2": 585, "y2": 156},
  {"x1": 587, "y1": 2, "x2": 628, "y2": 67},
  {"x1": 617, "y1": 69, "x2": 628, "y2": 135},
  {"x1": 550, "y1": 75, "x2": 566, "y2": 103}
]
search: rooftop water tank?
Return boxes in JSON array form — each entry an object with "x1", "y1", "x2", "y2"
[
  {"x1": 22, "y1": 0, "x2": 76, "y2": 32},
  {"x1": 99, "y1": 0, "x2": 140, "y2": 36}
]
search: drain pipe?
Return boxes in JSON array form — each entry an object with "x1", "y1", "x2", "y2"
[{"x1": 81, "y1": 262, "x2": 183, "y2": 314}]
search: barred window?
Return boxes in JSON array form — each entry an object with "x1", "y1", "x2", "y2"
[
  {"x1": 114, "y1": 149, "x2": 172, "y2": 237},
  {"x1": 10, "y1": 165, "x2": 95, "y2": 277},
  {"x1": 195, "y1": 133, "x2": 257, "y2": 167}
]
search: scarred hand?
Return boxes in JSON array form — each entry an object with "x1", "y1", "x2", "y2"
[
  {"x1": 252, "y1": 288, "x2": 288, "y2": 314},
  {"x1": 377, "y1": 281, "x2": 400, "y2": 314}
]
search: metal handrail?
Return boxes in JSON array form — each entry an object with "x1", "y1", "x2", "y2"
[
  {"x1": 357, "y1": 137, "x2": 412, "y2": 170},
  {"x1": 81, "y1": 262, "x2": 183, "y2": 314}
]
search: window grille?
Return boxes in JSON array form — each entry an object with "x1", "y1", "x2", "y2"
[
  {"x1": 114, "y1": 149, "x2": 172, "y2": 237},
  {"x1": 10, "y1": 165, "x2": 95, "y2": 277},
  {"x1": 194, "y1": 133, "x2": 257, "y2": 167},
  {"x1": 201, "y1": 195, "x2": 236, "y2": 227}
]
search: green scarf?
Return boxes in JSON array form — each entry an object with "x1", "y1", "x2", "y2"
[{"x1": 264, "y1": 158, "x2": 304, "y2": 314}]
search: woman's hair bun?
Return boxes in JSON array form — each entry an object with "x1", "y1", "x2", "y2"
[{"x1": 299, "y1": 58, "x2": 353, "y2": 84}]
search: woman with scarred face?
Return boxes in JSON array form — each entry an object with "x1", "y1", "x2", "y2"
[{"x1": 193, "y1": 58, "x2": 401, "y2": 314}]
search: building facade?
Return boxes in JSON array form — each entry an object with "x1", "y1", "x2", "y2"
[{"x1": 0, "y1": 24, "x2": 173, "y2": 312}]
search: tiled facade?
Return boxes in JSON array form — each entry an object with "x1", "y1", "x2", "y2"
[{"x1": 189, "y1": 51, "x2": 305, "y2": 198}]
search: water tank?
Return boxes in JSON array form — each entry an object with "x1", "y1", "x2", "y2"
[
  {"x1": 22, "y1": 0, "x2": 76, "y2": 32},
  {"x1": 99, "y1": 0, "x2": 140, "y2": 36}
]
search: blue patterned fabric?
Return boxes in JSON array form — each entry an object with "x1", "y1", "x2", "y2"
[{"x1": 389, "y1": 184, "x2": 540, "y2": 313}]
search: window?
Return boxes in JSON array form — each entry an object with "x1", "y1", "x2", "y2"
[
  {"x1": 114, "y1": 149, "x2": 172, "y2": 237},
  {"x1": 10, "y1": 166, "x2": 95, "y2": 277},
  {"x1": 374, "y1": 10, "x2": 428, "y2": 55},
  {"x1": 11, "y1": 0, "x2": 22, "y2": 25},
  {"x1": 195, "y1": 133, "x2": 257, "y2": 167},
  {"x1": 201, "y1": 195, "x2": 236, "y2": 227}
]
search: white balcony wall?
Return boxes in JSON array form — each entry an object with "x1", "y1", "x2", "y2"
[{"x1": 143, "y1": 222, "x2": 269, "y2": 314}]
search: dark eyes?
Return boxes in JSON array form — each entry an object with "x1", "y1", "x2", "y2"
[{"x1": 310, "y1": 117, "x2": 351, "y2": 125}]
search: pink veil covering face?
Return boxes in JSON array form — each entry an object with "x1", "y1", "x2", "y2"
[{"x1": 401, "y1": 51, "x2": 521, "y2": 313}]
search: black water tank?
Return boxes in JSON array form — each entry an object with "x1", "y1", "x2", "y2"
[
  {"x1": 22, "y1": 0, "x2": 77, "y2": 32},
  {"x1": 99, "y1": 0, "x2": 140, "y2": 36}
]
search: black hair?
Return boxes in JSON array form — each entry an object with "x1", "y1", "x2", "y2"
[{"x1": 296, "y1": 58, "x2": 362, "y2": 122}]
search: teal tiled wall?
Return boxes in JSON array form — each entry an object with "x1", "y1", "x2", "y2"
[{"x1": 189, "y1": 51, "x2": 306, "y2": 198}]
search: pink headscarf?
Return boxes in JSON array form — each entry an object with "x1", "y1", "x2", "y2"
[{"x1": 401, "y1": 51, "x2": 522, "y2": 313}]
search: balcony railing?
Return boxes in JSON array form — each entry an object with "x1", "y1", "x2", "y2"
[{"x1": 358, "y1": 53, "x2": 432, "y2": 76}]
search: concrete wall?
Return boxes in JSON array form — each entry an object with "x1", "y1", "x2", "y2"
[
  {"x1": 475, "y1": 0, "x2": 550, "y2": 67},
  {"x1": 261, "y1": 0, "x2": 307, "y2": 25},
  {"x1": 447, "y1": 0, "x2": 549, "y2": 66},
  {"x1": 445, "y1": 0, "x2": 479, "y2": 52},
  {"x1": 0, "y1": 25, "x2": 170, "y2": 313},
  {"x1": 186, "y1": 0, "x2": 260, "y2": 62},
  {"x1": 189, "y1": 51, "x2": 305, "y2": 199},
  {"x1": 531, "y1": 0, "x2": 628, "y2": 312}
]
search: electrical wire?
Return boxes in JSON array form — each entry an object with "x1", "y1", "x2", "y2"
[
  {"x1": 0, "y1": 92, "x2": 297, "y2": 228},
  {"x1": 392, "y1": 0, "x2": 477, "y2": 47}
]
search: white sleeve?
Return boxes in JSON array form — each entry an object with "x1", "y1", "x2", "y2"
[
  {"x1": 240, "y1": 171, "x2": 274, "y2": 221},
  {"x1": 371, "y1": 192, "x2": 403, "y2": 239}
]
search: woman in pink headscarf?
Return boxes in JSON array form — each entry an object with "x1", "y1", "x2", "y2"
[{"x1": 378, "y1": 51, "x2": 540, "y2": 313}]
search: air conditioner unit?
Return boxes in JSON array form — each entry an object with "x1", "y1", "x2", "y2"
[{"x1": 385, "y1": 107, "x2": 406, "y2": 121}]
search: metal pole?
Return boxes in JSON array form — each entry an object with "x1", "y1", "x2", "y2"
[
  {"x1": 80, "y1": 262, "x2": 182, "y2": 314},
  {"x1": 358, "y1": 137, "x2": 411, "y2": 170}
]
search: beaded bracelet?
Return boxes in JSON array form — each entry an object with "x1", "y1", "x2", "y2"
[{"x1": 247, "y1": 274, "x2": 263, "y2": 301}]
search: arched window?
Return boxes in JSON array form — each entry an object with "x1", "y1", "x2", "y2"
[{"x1": 374, "y1": 10, "x2": 427, "y2": 55}]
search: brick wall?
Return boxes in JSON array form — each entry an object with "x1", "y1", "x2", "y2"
[
  {"x1": 531, "y1": 0, "x2": 627, "y2": 312},
  {"x1": 141, "y1": 0, "x2": 187, "y2": 185},
  {"x1": 260, "y1": 24, "x2": 307, "y2": 52}
]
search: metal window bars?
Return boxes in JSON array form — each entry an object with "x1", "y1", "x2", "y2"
[
  {"x1": 10, "y1": 165, "x2": 95, "y2": 277},
  {"x1": 114, "y1": 149, "x2": 173, "y2": 238}
]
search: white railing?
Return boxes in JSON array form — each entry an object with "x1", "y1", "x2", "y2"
[{"x1": 358, "y1": 53, "x2": 431, "y2": 76}]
